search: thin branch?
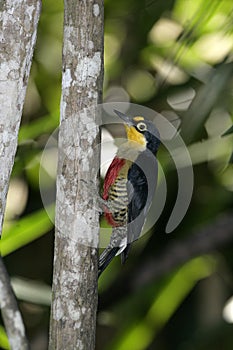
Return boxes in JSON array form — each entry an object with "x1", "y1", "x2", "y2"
[
  {"x1": 49, "y1": 0, "x2": 104, "y2": 349},
  {"x1": 99, "y1": 211, "x2": 233, "y2": 309},
  {"x1": 0, "y1": 257, "x2": 29, "y2": 350}
]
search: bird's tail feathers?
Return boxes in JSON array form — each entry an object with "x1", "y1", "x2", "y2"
[
  {"x1": 98, "y1": 247, "x2": 119, "y2": 277},
  {"x1": 121, "y1": 243, "x2": 131, "y2": 264}
]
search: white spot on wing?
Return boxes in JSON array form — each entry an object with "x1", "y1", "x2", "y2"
[{"x1": 115, "y1": 237, "x2": 127, "y2": 255}]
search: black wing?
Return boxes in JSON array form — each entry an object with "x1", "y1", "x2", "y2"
[{"x1": 121, "y1": 150, "x2": 158, "y2": 263}]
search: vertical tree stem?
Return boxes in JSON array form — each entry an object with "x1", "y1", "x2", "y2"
[
  {"x1": 0, "y1": 1, "x2": 41, "y2": 348},
  {"x1": 0, "y1": 0, "x2": 41, "y2": 235},
  {"x1": 49, "y1": 0, "x2": 104, "y2": 349}
]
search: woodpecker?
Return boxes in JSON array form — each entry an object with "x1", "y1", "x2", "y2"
[{"x1": 98, "y1": 110, "x2": 160, "y2": 276}]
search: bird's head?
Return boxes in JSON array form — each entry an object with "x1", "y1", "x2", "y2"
[{"x1": 114, "y1": 109, "x2": 160, "y2": 154}]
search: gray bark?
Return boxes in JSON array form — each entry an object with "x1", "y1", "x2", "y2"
[
  {"x1": 0, "y1": 0, "x2": 41, "y2": 349},
  {"x1": 49, "y1": 0, "x2": 104, "y2": 349},
  {"x1": 0, "y1": 257, "x2": 29, "y2": 350},
  {"x1": 0, "y1": 0, "x2": 41, "y2": 236}
]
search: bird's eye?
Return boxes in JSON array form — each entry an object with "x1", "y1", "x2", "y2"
[{"x1": 137, "y1": 122, "x2": 147, "y2": 132}]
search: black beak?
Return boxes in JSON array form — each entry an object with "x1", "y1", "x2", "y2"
[{"x1": 114, "y1": 109, "x2": 133, "y2": 126}]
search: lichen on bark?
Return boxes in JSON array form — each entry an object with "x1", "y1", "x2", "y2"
[{"x1": 49, "y1": 1, "x2": 104, "y2": 349}]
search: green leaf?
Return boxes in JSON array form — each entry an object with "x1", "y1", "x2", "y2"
[
  {"x1": 181, "y1": 63, "x2": 233, "y2": 144},
  {"x1": 11, "y1": 277, "x2": 51, "y2": 306},
  {"x1": 18, "y1": 111, "x2": 59, "y2": 142},
  {"x1": 0, "y1": 326, "x2": 10, "y2": 350},
  {"x1": 0, "y1": 206, "x2": 54, "y2": 257}
]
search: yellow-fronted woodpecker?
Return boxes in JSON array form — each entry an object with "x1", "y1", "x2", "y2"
[{"x1": 99, "y1": 110, "x2": 160, "y2": 276}]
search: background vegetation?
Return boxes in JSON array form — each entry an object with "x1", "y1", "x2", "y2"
[{"x1": 1, "y1": 0, "x2": 233, "y2": 349}]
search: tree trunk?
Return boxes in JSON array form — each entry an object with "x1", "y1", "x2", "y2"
[
  {"x1": 49, "y1": 0, "x2": 104, "y2": 349},
  {"x1": 0, "y1": 1, "x2": 41, "y2": 348}
]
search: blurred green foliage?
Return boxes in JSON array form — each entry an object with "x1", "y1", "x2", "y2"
[
  {"x1": 0, "y1": 326, "x2": 10, "y2": 350},
  {"x1": 1, "y1": 207, "x2": 54, "y2": 257},
  {"x1": 1, "y1": 0, "x2": 233, "y2": 349},
  {"x1": 108, "y1": 257, "x2": 215, "y2": 350}
]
